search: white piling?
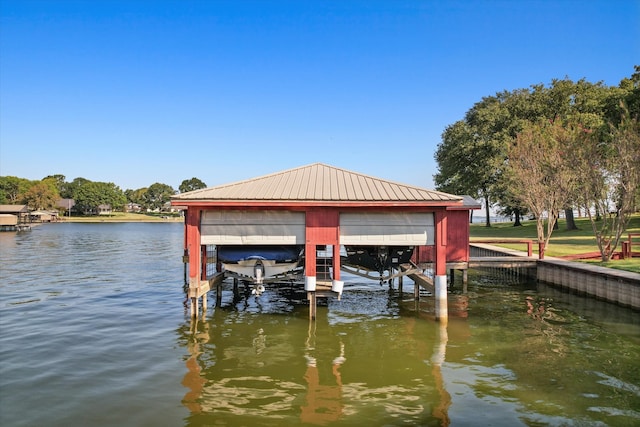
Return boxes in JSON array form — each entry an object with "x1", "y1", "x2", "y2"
[{"x1": 434, "y1": 275, "x2": 448, "y2": 323}]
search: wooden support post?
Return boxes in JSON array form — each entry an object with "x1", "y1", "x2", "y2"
[
  {"x1": 414, "y1": 280, "x2": 420, "y2": 300},
  {"x1": 398, "y1": 275, "x2": 403, "y2": 294},
  {"x1": 308, "y1": 292, "x2": 317, "y2": 320},
  {"x1": 185, "y1": 208, "x2": 202, "y2": 318},
  {"x1": 191, "y1": 296, "x2": 199, "y2": 318},
  {"x1": 434, "y1": 210, "x2": 448, "y2": 324},
  {"x1": 216, "y1": 281, "x2": 222, "y2": 307},
  {"x1": 462, "y1": 270, "x2": 468, "y2": 294},
  {"x1": 202, "y1": 293, "x2": 207, "y2": 312}
]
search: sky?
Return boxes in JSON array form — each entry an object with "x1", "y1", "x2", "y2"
[{"x1": 1, "y1": 0, "x2": 638, "y2": 192}]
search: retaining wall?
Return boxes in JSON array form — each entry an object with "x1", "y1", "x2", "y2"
[{"x1": 470, "y1": 244, "x2": 640, "y2": 310}]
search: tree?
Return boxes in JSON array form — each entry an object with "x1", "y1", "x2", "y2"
[
  {"x1": 506, "y1": 119, "x2": 581, "y2": 258},
  {"x1": 73, "y1": 181, "x2": 126, "y2": 214},
  {"x1": 143, "y1": 183, "x2": 175, "y2": 211},
  {"x1": 434, "y1": 118, "x2": 503, "y2": 227},
  {"x1": 573, "y1": 107, "x2": 640, "y2": 261},
  {"x1": 65, "y1": 177, "x2": 91, "y2": 201},
  {"x1": 42, "y1": 174, "x2": 67, "y2": 197},
  {"x1": 179, "y1": 177, "x2": 207, "y2": 193},
  {"x1": 0, "y1": 176, "x2": 33, "y2": 204},
  {"x1": 23, "y1": 181, "x2": 59, "y2": 210},
  {"x1": 125, "y1": 188, "x2": 148, "y2": 205}
]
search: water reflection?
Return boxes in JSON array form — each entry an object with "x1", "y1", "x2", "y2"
[
  {"x1": 301, "y1": 320, "x2": 345, "y2": 424},
  {"x1": 179, "y1": 287, "x2": 459, "y2": 426},
  {"x1": 3, "y1": 223, "x2": 638, "y2": 427},
  {"x1": 182, "y1": 318, "x2": 208, "y2": 414}
]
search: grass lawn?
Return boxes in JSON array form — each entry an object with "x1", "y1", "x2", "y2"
[{"x1": 470, "y1": 214, "x2": 640, "y2": 273}]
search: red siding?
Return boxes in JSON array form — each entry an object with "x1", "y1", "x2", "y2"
[
  {"x1": 413, "y1": 210, "x2": 470, "y2": 263},
  {"x1": 446, "y1": 210, "x2": 470, "y2": 261},
  {"x1": 305, "y1": 209, "x2": 339, "y2": 244}
]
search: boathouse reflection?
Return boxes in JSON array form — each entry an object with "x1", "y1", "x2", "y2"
[
  {"x1": 179, "y1": 300, "x2": 461, "y2": 426},
  {"x1": 300, "y1": 321, "x2": 345, "y2": 424}
]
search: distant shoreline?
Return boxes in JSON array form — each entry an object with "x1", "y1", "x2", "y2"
[{"x1": 58, "y1": 214, "x2": 183, "y2": 223}]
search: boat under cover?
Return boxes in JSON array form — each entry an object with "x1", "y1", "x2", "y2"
[{"x1": 217, "y1": 245, "x2": 305, "y2": 283}]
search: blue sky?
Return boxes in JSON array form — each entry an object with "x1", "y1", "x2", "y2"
[{"x1": 1, "y1": 0, "x2": 638, "y2": 192}]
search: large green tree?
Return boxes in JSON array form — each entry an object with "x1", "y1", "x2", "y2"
[
  {"x1": 0, "y1": 176, "x2": 33, "y2": 204},
  {"x1": 73, "y1": 181, "x2": 126, "y2": 213},
  {"x1": 125, "y1": 187, "x2": 148, "y2": 205},
  {"x1": 435, "y1": 74, "x2": 614, "y2": 229},
  {"x1": 179, "y1": 177, "x2": 207, "y2": 193},
  {"x1": 143, "y1": 183, "x2": 175, "y2": 211},
  {"x1": 23, "y1": 181, "x2": 60, "y2": 210}
]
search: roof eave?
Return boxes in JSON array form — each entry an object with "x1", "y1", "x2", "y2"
[{"x1": 171, "y1": 199, "x2": 464, "y2": 208}]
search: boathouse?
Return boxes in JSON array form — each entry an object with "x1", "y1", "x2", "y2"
[
  {"x1": 0, "y1": 205, "x2": 31, "y2": 231},
  {"x1": 171, "y1": 163, "x2": 477, "y2": 320}
]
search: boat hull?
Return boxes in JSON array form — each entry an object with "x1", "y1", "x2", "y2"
[{"x1": 217, "y1": 245, "x2": 304, "y2": 283}]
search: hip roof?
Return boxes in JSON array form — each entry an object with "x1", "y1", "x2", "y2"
[{"x1": 172, "y1": 163, "x2": 462, "y2": 204}]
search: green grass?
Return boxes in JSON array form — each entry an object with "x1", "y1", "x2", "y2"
[{"x1": 470, "y1": 214, "x2": 640, "y2": 273}]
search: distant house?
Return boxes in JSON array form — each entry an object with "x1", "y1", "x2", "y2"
[
  {"x1": 97, "y1": 204, "x2": 112, "y2": 215},
  {"x1": 162, "y1": 201, "x2": 183, "y2": 213},
  {"x1": 126, "y1": 202, "x2": 142, "y2": 213},
  {"x1": 30, "y1": 210, "x2": 59, "y2": 222},
  {"x1": 57, "y1": 199, "x2": 75, "y2": 214}
]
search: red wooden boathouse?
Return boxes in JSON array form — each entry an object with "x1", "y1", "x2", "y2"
[{"x1": 171, "y1": 163, "x2": 478, "y2": 321}]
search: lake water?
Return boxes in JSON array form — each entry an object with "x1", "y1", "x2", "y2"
[{"x1": 0, "y1": 222, "x2": 638, "y2": 426}]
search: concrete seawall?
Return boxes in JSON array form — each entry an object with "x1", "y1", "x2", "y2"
[{"x1": 470, "y1": 244, "x2": 640, "y2": 310}]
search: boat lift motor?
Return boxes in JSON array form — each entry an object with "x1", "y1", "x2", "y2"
[{"x1": 252, "y1": 260, "x2": 266, "y2": 296}]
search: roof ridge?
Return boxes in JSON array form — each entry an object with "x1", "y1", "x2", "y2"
[
  {"x1": 313, "y1": 163, "x2": 461, "y2": 198},
  {"x1": 205, "y1": 163, "x2": 324, "y2": 191}
]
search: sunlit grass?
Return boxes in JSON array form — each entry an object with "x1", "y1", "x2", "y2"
[{"x1": 470, "y1": 214, "x2": 640, "y2": 273}]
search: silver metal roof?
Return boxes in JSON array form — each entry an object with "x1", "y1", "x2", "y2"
[{"x1": 172, "y1": 163, "x2": 462, "y2": 203}]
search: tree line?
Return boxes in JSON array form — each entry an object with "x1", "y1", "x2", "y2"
[
  {"x1": 0, "y1": 175, "x2": 207, "y2": 214},
  {"x1": 434, "y1": 66, "x2": 640, "y2": 261}
]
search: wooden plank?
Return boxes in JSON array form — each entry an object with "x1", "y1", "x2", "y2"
[
  {"x1": 408, "y1": 273, "x2": 434, "y2": 291},
  {"x1": 468, "y1": 257, "x2": 537, "y2": 268}
]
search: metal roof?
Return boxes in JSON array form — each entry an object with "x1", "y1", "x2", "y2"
[
  {"x1": 0, "y1": 205, "x2": 30, "y2": 213},
  {"x1": 172, "y1": 163, "x2": 462, "y2": 203}
]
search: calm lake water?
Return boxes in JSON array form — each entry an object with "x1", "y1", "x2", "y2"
[{"x1": 0, "y1": 222, "x2": 638, "y2": 427}]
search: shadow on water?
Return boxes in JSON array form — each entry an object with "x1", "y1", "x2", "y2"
[{"x1": 176, "y1": 270, "x2": 640, "y2": 427}]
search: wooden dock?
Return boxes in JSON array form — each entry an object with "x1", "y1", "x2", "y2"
[{"x1": 468, "y1": 256, "x2": 538, "y2": 268}]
